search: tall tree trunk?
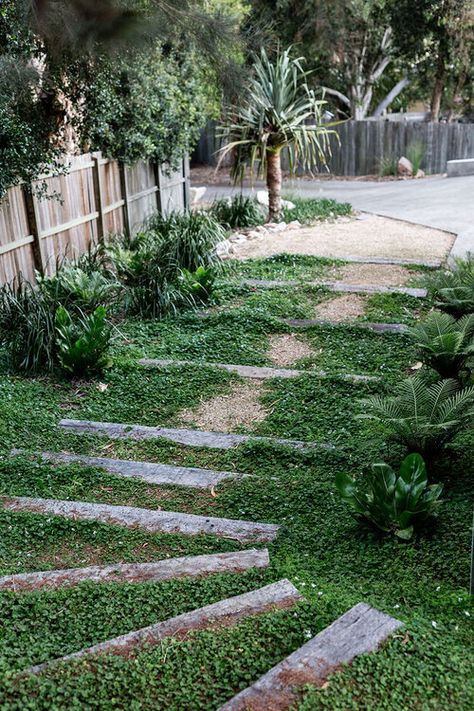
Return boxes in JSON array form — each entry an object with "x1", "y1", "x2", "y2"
[
  {"x1": 266, "y1": 149, "x2": 282, "y2": 222},
  {"x1": 430, "y1": 51, "x2": 446, "y2": 122}
]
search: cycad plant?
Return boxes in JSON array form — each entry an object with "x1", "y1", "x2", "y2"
[
  {"x1": 407, "y1": 312, "x2": 474, "y2": 382},
  {"x1": 219, "y1": 48, "x2": 335, "y2": 221},
  {"x1": 359, "y1": 376, "x2": 474, "y2": 458},
  {"x1": 426, "y1": 255, "x2": 474, "y2": 316}
]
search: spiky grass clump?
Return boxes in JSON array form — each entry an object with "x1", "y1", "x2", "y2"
[{"x1": 210, "y1": 195, "x2": 264, "y2": 229}]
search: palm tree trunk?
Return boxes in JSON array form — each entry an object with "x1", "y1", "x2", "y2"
[{"x1": 266, "y1": 149, "x2": 282, "y2": 222}]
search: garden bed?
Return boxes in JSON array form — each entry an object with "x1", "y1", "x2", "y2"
[{"x1": 0, "y1": 203, "x2": 472, "y2": 709}]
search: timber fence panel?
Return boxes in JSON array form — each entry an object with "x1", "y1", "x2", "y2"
[
  {"x1": 195, "y1": 120, "x2": 474, "y2": 177},
  {"x1": 0, "y1": 153, "x2": 189, "y2": 285}
]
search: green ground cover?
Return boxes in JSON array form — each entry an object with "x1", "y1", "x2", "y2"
[{"x1": 0, "y1": 253, "x2": 472, "y2": 709}]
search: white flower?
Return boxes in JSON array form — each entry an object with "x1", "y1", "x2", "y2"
[
  {"x1": 431, "y1": 621, "x2": 438, "y2": 629},
  {"x1": 318, "y1": 591, "x2": 323, "y2": 597},
  {"x1": 304, "y1": 630, "x2": 312, "y2": 639},
  {"x1": 393, "y1": 604, "x2": 400, "y2": 609},
  {"x1": 464, "y1": 611, "x2": 471, "y2": 617},
  {"x1": 435, "y1": 586, "x2": 440, "y2": 592}
]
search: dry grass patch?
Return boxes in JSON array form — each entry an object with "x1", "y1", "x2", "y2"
[
  {"x1": 328, "y1": 262, "x2": 420, "y2": 287},
  {"x1": 178, "y1": 381, "x2": 268, "y2": 433},
  {"x1": 268, "y1": 334, "x2": 316, "y2": 366},
  {"x1": 314, "y1": 294, "x2": 367, "y2": 323}
]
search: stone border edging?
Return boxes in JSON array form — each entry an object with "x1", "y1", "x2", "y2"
[
  {"x1": 1, "y1": 496, "x2": 281, "y2": 543},
  {"x1": 0, "y1": 549, "x2": 270, "y2": 593},
  {"x1": 11, "y1": 449, "x2": 242, "y2": 489},
  {"x1": 25, "y1": 579, "x2": 304, "y2": 675},
  {"x1": 219, "y1": 602, "x2": 402, "y2": 710}
]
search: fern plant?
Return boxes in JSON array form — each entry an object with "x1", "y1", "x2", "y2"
[
  {"x1": 407, "y1": 312, "x2": 474, "y2": 381},
  {"x1": 359, "y1": 376, "x2": 474, "y2": 457},
  {"x1": 426, "y1": 255, "x2": 474, "y2": 316},
  {"x1": 38, "y1": 265, "x2": 120, "y2": 313},
  {"x1": 336, "y1": 453, "x2": 443, "y2": 540}
]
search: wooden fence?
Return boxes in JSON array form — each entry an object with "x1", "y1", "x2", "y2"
[
  {"x1": 193, "y1": 120, "x2": 474, "y2": 176},
  {"x1": 0, "y1": 153, "x2": 190, "y2": 285}
]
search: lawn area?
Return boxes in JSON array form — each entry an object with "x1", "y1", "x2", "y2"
[{"x1": 0, "y1": 241, "x2": 473, "y2": 709}]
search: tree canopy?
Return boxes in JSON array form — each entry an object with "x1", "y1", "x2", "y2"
[{"x1": 0, "y1": 0, "x2": 245, "y2": 196}]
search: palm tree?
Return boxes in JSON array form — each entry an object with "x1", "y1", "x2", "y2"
[{"x1": 219, "y1": 48, "x2": 336, "y2": 221}]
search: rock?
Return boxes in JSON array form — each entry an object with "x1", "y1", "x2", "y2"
[
  {"x1": 229, "y1": 234, "x2": 247, "y2": 244},
  {"x1": 247, "y1": 231, "x2": 264, "y2": 241},
  {"x1": 190, "y1": 186, "x2": 207, "y2": 204},
  {"x1": 255, "y1": 225, "x2": 268, "y2": 234},
  {"x1": 415, "y1": 169, "x2": 425, "y2": 179},
  {"x1": 398, "y1": 157, "x2": 413, "y2": 177},
  {"x1": 256, "y1": 191, "x2": 295, "y2": 210},
  {"x1": 216, "y1": 239, "x2": 232, "y2": 256},
  {"x1": 267, "y1": 222, "x2": 287, "y2": 233},
  {"x1": 286, "y1": 220, "x2": 301, "y2": 230}
]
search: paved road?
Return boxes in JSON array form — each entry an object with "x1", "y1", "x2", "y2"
[{"x1": 203, "y1": 174, "x2": 474, "y2": 258}]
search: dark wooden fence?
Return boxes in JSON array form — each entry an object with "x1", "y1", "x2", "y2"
[
  {"x1": 192, "y1": 120, "x2": 474, "y2": 176},
  {"x1": 0, "y1": 153, "x2": 190, "y2": 285}
]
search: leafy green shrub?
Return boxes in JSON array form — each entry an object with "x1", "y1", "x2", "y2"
[
  {"x1": 38, "y1": 264, "x2": 120, "y2": 313},
  {"x1": 407, "y1": 312, "x2": 474, "y2": 381},
  {"x1": 55, "y1": 305, "x2": 112, "y2": 376},
  {"x1": 426, "y1": 256, "x2": 474, "y2": 316},
  {"x1": 336, "y1": 453, "x2": 442, "y2": 539},
  {"x1": 0, "y1": 278, "x2": 57, "y2": 371},
  {"x1": 180, "y1": 266, "x2": 216, "y2": 302},
  {"x1": 210, "y1": 195, "x2": 264, "y2": 229},
  {"x1": 406, "y1": 141, "x2": 425, "y2": 175},
  {"x1": 359, "y1": 376, "x2": 474, "y2": 457},
  {"x1": 282, "y1": 197, "x2": 352, "y2": 224}
]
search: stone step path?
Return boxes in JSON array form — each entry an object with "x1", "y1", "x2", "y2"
[
  {"x1": 219, "y1": 602, "x2": 402, "y2": 710},
  {"x1": 244, "y1": 278, "x2": 427, "y2": 299},
  {"x1": 329, "y1": 255, "x2": 441, "y2": 268},
  {"x1": 1, "y1": 496, "x2": 281, "y2": 544},
  {"x1": 0, "y1": 549, "x2": 269, "y2": 593},
  {"x1": 139, "y1": 358, "x2": 379, "y2": 383},
  {"x1": 26, "y1": 579, "x2": 304, "y2": 675},
  {"x1": 59, "y1": 419, "x2": 333, "y2": 451},
  {"x1": 12, "y1": 449, "x2": 242, "y2": 489},
  {"x1": 282, "y1": 318, "x2": 407, "y2": 334}
]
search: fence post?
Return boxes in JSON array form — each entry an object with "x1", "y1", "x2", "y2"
[
  {"x1": 22, "y1": 185, "x2": 45, "y2": 277},
  {"x1": 118, "y1": 162, "x2": 132, "y2": 235},
  {"x1": 183, "y1": 155, "x2": 191, "y2": 210},
  {"x1": 154, "y1": 162, "x2": 163, "y2": 215},
  {"x1": 92, "y1": 152, "x2": 106, "y2": 242}
]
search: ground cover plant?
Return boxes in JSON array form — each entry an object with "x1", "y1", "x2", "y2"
[
  {"x1": 0, "y1": 238, "x2": 472, "y2": 708},
  {"x1": 282, "y1": 196, "x2": 352, "y2": 224}
]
